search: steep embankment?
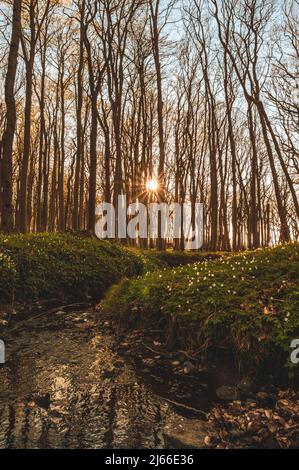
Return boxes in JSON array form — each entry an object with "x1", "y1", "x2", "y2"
[
  {"x1": 0, "y1": 233, "x2": 152, "y2": 307},
  {"x1": 0, "y1": 233, "x2": 216, "y2": 309},
  {"x1": 0, "y1": 233, "x2": 225, "y2": 305},
  {"x1": 102, "y1": 244, "x2": 299, "y2": 378}
]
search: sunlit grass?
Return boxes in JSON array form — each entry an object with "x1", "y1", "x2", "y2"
[{"x1": 102, "y1": 243, "x2": 299, "y2": 376}]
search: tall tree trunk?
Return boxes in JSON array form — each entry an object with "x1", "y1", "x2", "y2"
[
  {"x1": 223, "y1": 54, "x2": 237, "y2": 250},
  {"x1": 73, "y1": 3, "x2": 85, "y2": 230},
  {"x1": 247, "y1": 103, "x2": 259, "y2": 248},
  {"x1": 257, "y1": 104, "x2": 290, "y2": 242},
  {"x1": 150, "y1": 0, "x2": 166, "y2": 250},
  {"x1": 19, "y1": 1, "x2": 36, "y2": 233},
  {"x1": 36, "y1": 46, "x2": 46, "y2": 232},
  {"x1": 1, "y1": 0, "x2": 22, "y2": 233},
  {"x1": 58, "y1": 62, "x2": 66, "y2": 231},
  {"x1": 88, "y1": 94, "x2": 98, "y2": 232},
  {"x1": 260, "y1": 102, "x2": 299, "y2": 221}
]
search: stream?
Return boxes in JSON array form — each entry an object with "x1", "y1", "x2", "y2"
[{"x1": 0, "y1": 309, "x2": 211, "y2": 449}]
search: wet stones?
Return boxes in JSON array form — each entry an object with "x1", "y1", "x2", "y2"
[
  {"x1": 183, "y1": 361, "x2": 197, "y2": 375},
  {"x1": 238, "y1": 377, "x2": 256, "y2": 397},
  {"x1": 216, "y1": 386, "x2": 239, "y2": 401}
]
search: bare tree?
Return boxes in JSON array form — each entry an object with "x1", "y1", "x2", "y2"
[{"x1": 0, "y1": 0, "x2": 22, "y2": 232}]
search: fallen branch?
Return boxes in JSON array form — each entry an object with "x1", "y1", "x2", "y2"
[
  {"x1": 5, "y1": 303, "x2": 91, "y2": 334},
  {"x1": 142, "y1": 342, "x2": 170, "y2": 357},
  {"x1": 157, "y1": 395, "x2": 208, "y2": 419}
]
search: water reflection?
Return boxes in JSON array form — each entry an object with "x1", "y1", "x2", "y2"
[{"x1": 0, "y1": 311, "x2": 168, "y2": 449}]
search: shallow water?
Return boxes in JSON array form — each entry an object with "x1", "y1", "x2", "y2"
[{"x1": 0, "y1": 310, "x2": 210, "y2": 449}]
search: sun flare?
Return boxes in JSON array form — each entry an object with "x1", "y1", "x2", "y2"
[{"x1": 146, "y1": 179, "x2": 159, "y2": 192}]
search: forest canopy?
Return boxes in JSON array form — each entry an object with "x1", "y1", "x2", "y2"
[{"x1": 0, "y1": 0, "x2": 298, "y2": 250}]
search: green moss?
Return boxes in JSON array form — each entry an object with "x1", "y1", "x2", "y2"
[
  {"x1": 102, "y1": 243, "x2": 299, "y2": 376},
  {"x1": 0, "y1": 234, "x2": 225, "y2": 307},
  {"x1": 141, "y1": 249, "x2": 226, "y2": 268},
  {"x1": 0, "y1": 233, "x2": 152, "y2": 305}
]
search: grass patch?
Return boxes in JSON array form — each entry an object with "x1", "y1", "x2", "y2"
[
  {"x1": 0, "y1": 233, "x2": 216, "y2": 308},
  {"x1": 0, "y1": 233, "x2": 156, "y2": 306},
  {"x1": 102, "y1": 243, "x2": 299, "y2": 378},
  {"x1": 141, "y1": 249, "x2": 226, "y2": 268}
]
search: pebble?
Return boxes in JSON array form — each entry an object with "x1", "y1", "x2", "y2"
[{"x1": 216, "y1": 386, "x2": 239, "y2": 401}]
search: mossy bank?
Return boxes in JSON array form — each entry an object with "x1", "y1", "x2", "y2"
[
  {"x1": 102, "y1": 243, "x2": 299, "y2": 381},
  {"x1": 0, "y1": 233, "x2": 153, "y2": 307},
  {"x1": 0, "y1": 233, "x2": 215, "y2": 308}
]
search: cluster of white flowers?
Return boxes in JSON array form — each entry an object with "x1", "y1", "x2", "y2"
[
  {"x1": 0, "y1": 251, "x2": 16, "y2": 272},
  {"x1": 138, "y1": 244, "x2": 298, "y2": 321}
]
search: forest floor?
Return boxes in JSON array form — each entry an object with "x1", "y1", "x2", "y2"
[
  {"x1": 100, "y1": 241, "x2": 299, "y2": 448},
  {"x1": 102, "y1": 243, "x2": 299, "y2": 383},
  {"x1": 0, "y1": 232, "x2": 221, "y2": 310},
  {"x1": 97, "y1": 313, "x2": 299, "y2": 448},
  {"x1": 1, "y1": 234, "x2": 299, "y2": 448}
]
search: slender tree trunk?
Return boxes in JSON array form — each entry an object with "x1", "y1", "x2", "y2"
[
  {"x1": 223, "y1": 54, "x2": 237, "y2": 250},
  {"x1": 150, "y1": 0, "x2": 166, "y2": 250},
  {"x1": 247, "y1": 103, "x2": 259, "y2": 248},
  {"x1": 41, "y1": 130, "x2": 49, "y2": 231},
  {"x1": 1, "y1": 0, "x2": 22, "y2": 233},
  {"x1": 19, "y1": 2, "x2": 36, "y2": 233},
  {"x1": 73, "y1": 5, "x2": 85, "y2": 230},
  {"x1": 36, "y1": 47, "x2": 46, "y2": 232},
  {"x1": 88, "y1": 94, "x2": 98, "y2": 232},
  {"x1": 260, "y1": 102, "x2": 299, "y2": 220},
  {"x1": 257, "y1": 104, "x2": 290, "y2": 242},
  {"x1": 58, "y1": 63, "x2": 66, "y2": 231}
]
